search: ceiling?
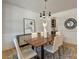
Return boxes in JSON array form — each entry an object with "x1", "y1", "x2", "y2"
[{"x1": 3, "y1": 0, "x2": 77, "y2": 13}]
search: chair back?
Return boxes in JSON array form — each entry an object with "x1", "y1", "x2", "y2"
[
  {"x1": 31, "y1": 32, "x2": 38, "y2": 38},
  {"x1": 40, "y1": 32, "x2": 44, "y2": 36},
  {"x1": 54, "y1": 35, "x2": 64, "y2": 47},
  {"x1": 13, "y1": 37, "x2": 24, "y2": 59},
  {"x1": 56, "y1": 32, "x2": 62, "y2": 36},
  {"x1": 53, "y1": 36, "x2": 59, "y2": 50}
]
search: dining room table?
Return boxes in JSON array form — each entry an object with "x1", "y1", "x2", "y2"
[{"x1": 24, "y1": 34, "x2": 54, "y2": 59}]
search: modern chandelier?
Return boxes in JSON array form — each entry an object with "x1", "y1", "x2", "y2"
[{"x1": 40, "y1": 0, "x2": 51, "y2": 18}]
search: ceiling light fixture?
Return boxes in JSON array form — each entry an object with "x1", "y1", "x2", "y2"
[{"x1": 40, "y1": 0, "x2": 51, "y2": 19}]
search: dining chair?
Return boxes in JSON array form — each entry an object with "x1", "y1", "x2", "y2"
[
  {"x1": 56, "y1": 31, "x2": 64, "y2": 54},
  {"x1": 31, "y1": 32, "x2": 42, "y2": 59},
  {"x1": 56, "y1": 31, "x2": 64, "y2": 36},
  {"x1": 13, "y1": 37, "x2": 37, "y2": 59},
  {"x1": 40, "y1": 32, "x2": 48, "y2": 39},
  {"x1": 55, "y1": 35, "x2": 64, "y2": 47},
  {"x1": 40, "y1": 32, "x2": 44, "y2": 36},
  {"x1": 31, "y1": 32, "x2": 38, "y2": 38},
  {"x1": 44, "y1": 36, "x2": 60, "y2": 59}
]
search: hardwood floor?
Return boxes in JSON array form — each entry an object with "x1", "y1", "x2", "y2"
[
  {"x1": 2, "y1": 48, "x2": 16, "y2": 59},
  {"x1": 2, "y1": 42, "x2": 77, "y2": 59},
  {"x1": 64, "y1": 43, "x2": 77, "y2": 59}
]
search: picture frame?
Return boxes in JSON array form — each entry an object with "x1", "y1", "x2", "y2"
[{"x1": 23, "y1": 18, "x2": 35, "y2": 34}]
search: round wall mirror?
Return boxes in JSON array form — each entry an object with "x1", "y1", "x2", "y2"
[{"x1": 64, "y1": 18, "x2": 77, "y2": 29}]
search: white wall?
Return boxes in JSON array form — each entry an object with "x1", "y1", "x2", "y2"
[
  {"x1": 51, "y1": 8, "x2": 77, "y2": 44},
  {"x1": 2, "y1": 2, "x2": 43, "y2": 51}
]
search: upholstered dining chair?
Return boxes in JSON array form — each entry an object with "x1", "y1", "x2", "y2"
[
  {"x1": 55, "y1": 34, "x2": 64, "y2": 48},
  {"x1": 31, "y1": 32, "x2": 38, "y2": 38},
  {"x1": 40, "y1": 32, "x2": 48, "y2": 39},
  {"x1": 13, "y1": 37, "x2": 37, "y2": 59},
  {"x1": 56, "y1": 31, "x2": 64, "y2": 54},
  {"x1": 44, "y1": 36, "x2": 60, "y2": 59},
  {"x1": 40, "y1": 32, "x2": 44, "y2": 36}
]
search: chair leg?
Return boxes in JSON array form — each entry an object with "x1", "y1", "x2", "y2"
[
  {"x1": 62, "y1": 45, "x2": 64, "y2": 55},
  {"x1": 58, "y1": 49, "x2": 60, "y2": 59},
  {"x1": 32, "y1": 46, "x2": 34, "y2": 50},
  {"x1": 34, "y1": 56, "x2": 40, "y2": 59},
  {"x1": 34, "y1": 56, "x2": 37, "y2": 59},
  {"x1": 36, "y1": 48, "x2": 38, "y2": 53},
  {"x1": 53, "y1": 54, "x2": 55, "y2": 59}
]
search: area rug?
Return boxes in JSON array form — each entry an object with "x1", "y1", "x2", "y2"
[
  {"x1": 32, "y1": 47, "x2": 73, "y2": 59},
  {"x1": 7, "y1": 47, "x2": 73, "y2": 59}
]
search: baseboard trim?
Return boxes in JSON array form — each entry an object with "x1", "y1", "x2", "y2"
[{"x1": 64, "y1": 42, "x2": 77, "y2": 46}]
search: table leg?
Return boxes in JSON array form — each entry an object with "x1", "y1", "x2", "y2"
[
  {"x1": 41, "y1": 45, "x2": 44, "y2": 59},
  {"x1": 32, "y1": 46, "x2": 34, "y2": 50}
]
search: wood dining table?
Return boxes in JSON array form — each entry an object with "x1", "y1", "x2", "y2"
[{"x1": 24, "y1": 35, "x2": 54, "y2": 59}]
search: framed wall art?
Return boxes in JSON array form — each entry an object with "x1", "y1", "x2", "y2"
[{"x1": 23, "y1": 18, "x2": 35, "y2": 34}]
